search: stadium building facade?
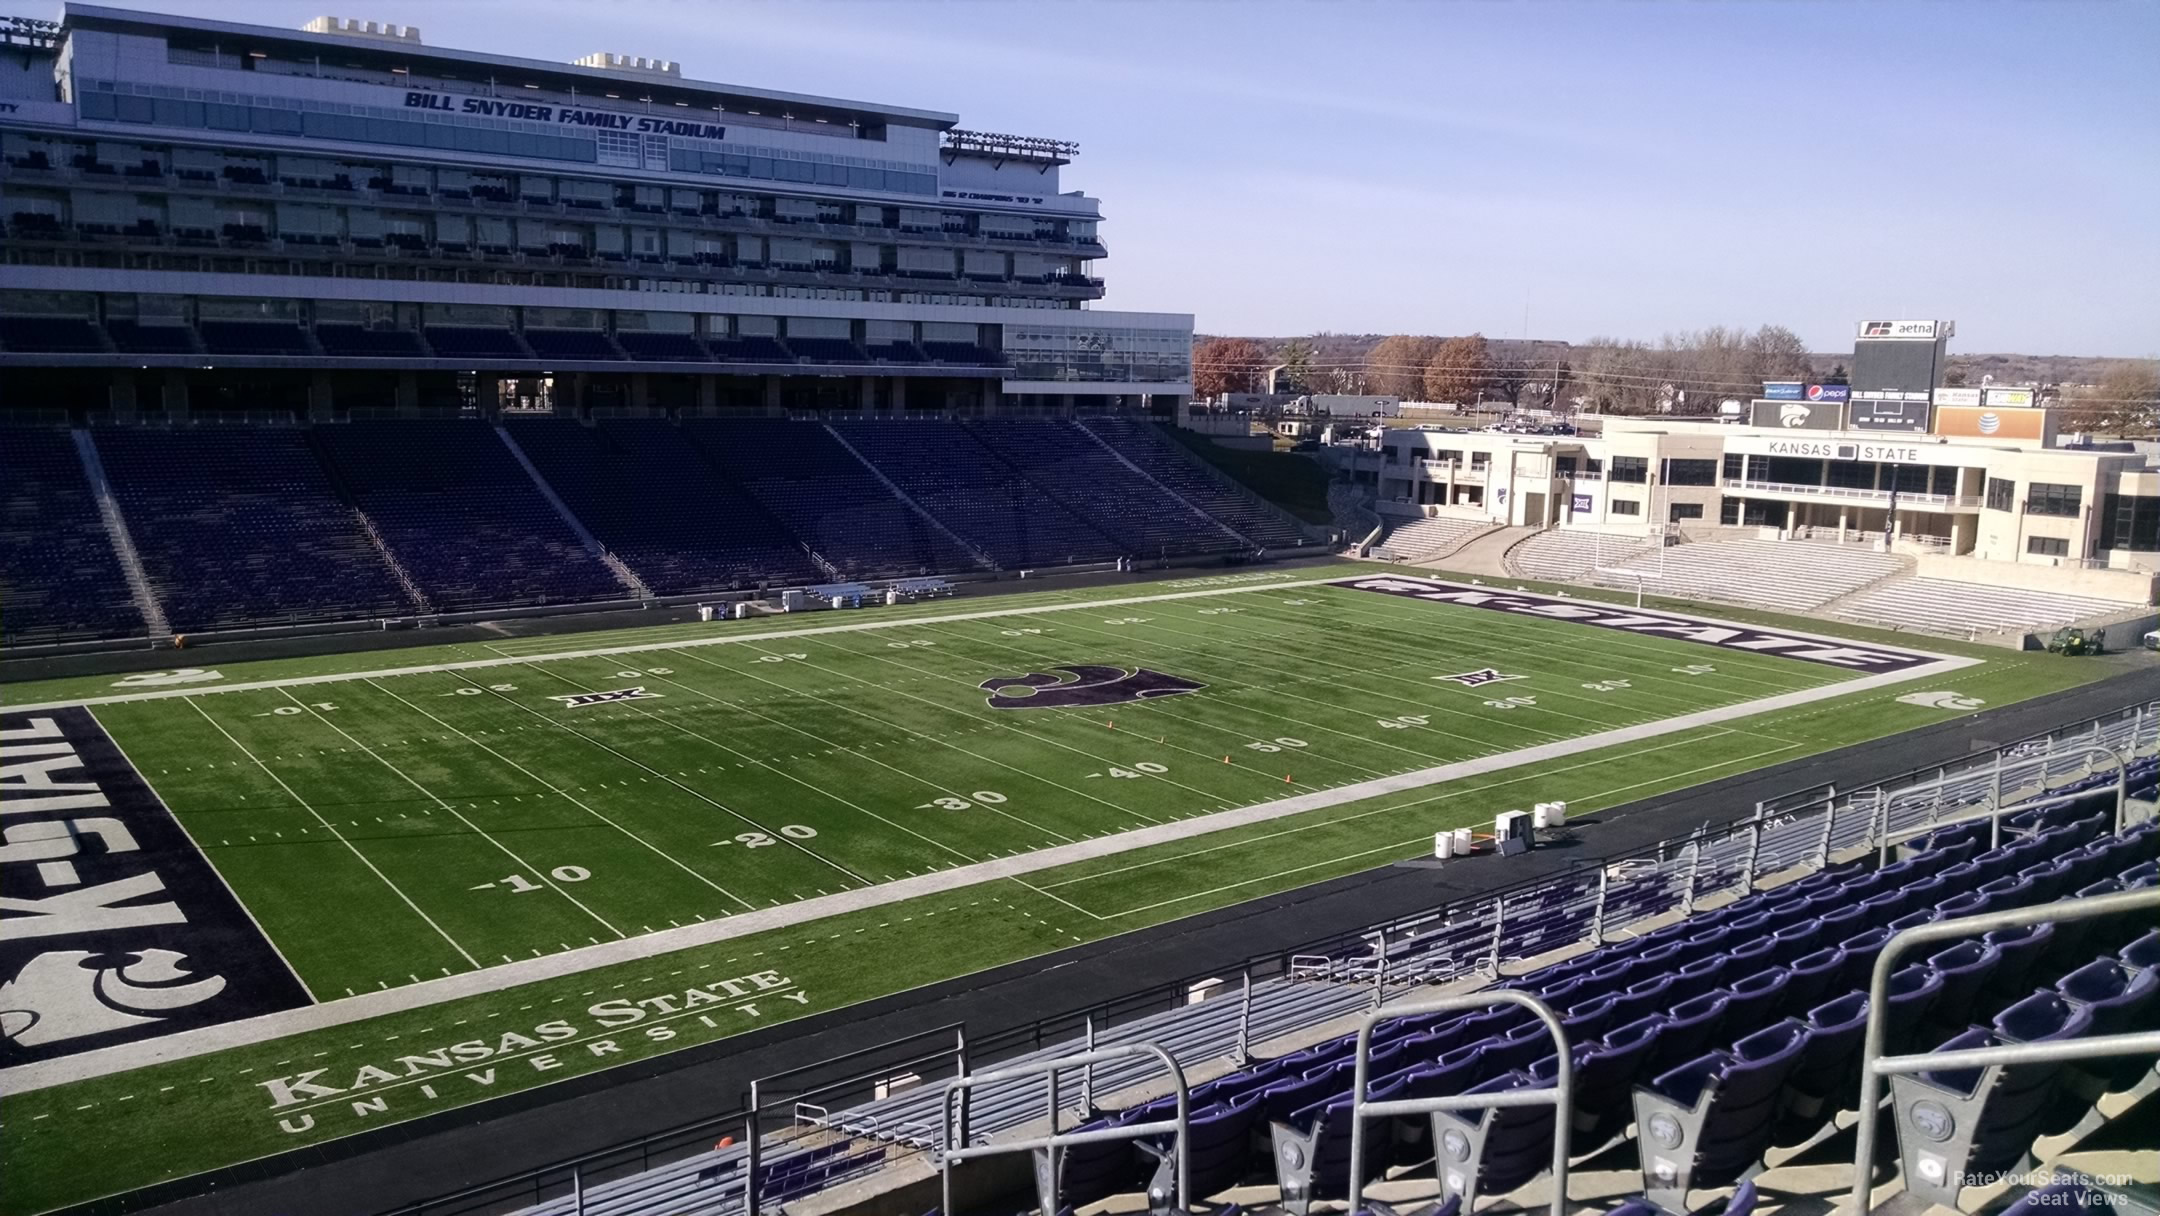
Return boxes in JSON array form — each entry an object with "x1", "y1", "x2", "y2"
[{"x1": 0, "y1": 6, "x2": 1194, "y2": 417}]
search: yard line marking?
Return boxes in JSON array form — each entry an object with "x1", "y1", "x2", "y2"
[
  {"x1": 364, "y1": 679, "x2": 756, "y2": 911},
  {"x1": 1010, "y1": 878, "x2": 1109, "y2": 922},
  {"x1": 87, "y1": 708, "x2": 320, "y2": 1006},
  {"x1": 925, "y1": 618, "x2": 1442, "y2": 771},
  {"x1": 276, "y1": 690, "x2": 626, "y2": 940},
  {"x1": 479, "y1": 665, "x2": 874, "y2": 886},
  {"x1": 669, "y1": 644, "x2": 1165, "y2": 832},
  {"x1": 178, "y1": 698, "x2": 480, "y2": 969}
]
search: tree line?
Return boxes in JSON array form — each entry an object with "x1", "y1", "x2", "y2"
[{"x1": 1194, "y1": 324, "x2": 1823, "y2": 414}]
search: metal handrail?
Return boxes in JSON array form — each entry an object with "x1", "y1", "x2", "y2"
[
  {"x1": 1847, "y1": 886, "x2": 2160, "y2": 1213},
  {"x1": 938, "y1": 1041, "x2": 1189, "y2": 1216},
  {"x1": 1876, "y1": 744, "x2": 2129, "y2": 861},
  {"x1": 1345, "y1": 991, "x2": 1572, "y2": 1216}
]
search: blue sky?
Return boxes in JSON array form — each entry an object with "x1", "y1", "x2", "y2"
[{"x1": 116, "y1": 1, "x2": 2158, "y2": 354}]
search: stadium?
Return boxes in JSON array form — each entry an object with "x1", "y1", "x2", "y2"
[{"x1": 0, "y1": 7, "x2": 2156, "y2": 1216}]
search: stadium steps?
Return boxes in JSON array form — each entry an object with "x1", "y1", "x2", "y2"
[
  {"x1": 1066, "y1": 421, "x2": 1255, "y2": 550},
  {"x1": 1370, "y1": 516, "x2": 1500, "y2": 565},
  {"x1": 1445, "y1": 523, "x2": 1541, "y2": 576},
  {"x1": 354, "y1": 507, "x2": 435, "y2": 615},
  {"x1": 820, "y1": 423, "x2": 1002, "y2": 572},
  {"x1": 70, "y1": 428, "x2": 168, "y2": 637},
  {"x1": 494, "y1": 423, "x2": 655, "y2": 601}
]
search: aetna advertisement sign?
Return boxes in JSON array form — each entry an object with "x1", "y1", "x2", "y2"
[
  {"x1": 0, "y1": 708, "x2": 309, "y2": 1065},
  {"x1": 1846, "y1": 399, "x2": 1932, "y2": 433}
]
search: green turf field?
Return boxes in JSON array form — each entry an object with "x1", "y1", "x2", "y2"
[{"x1": 0, "y1": 562, "x2": 2112, "y2": 1214}]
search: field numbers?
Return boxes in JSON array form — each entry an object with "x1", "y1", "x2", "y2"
[
  {"x1": 1102, "y1": 762, "x2": 1169, "y2": 779},
  {"x1": 914, "y1": 791, "x2": 1009, "y2": 811},
  {"x1": 1102, "y1": 617, "x2": 1152, "y2": 625},
  {"x1": 1580, "y1": 679, "x2": 1632, "y2": 692},
  {"x1": 1244, "y1": 737, "x2": 1310, "y2": 753},
  {"x1": 614, "y1": 667, "x2": 672, "y2": 678},
  {"x1": 999, "y1": 628, "x2": 1047, "y2": 637},
  {"x1": 1376, "y1": 715, "x2": 1429, "y2": 730},
  {"x1": 1672, "y1": 664, "x2": 1716, "y2": 676},
  {"x1": 1281, "y1": 598, "x2": 1314, "y2": 606},
  {"x1": 756, "y1": 653, "x2": 810, "y2": 663},
  {"x1": 445, "y1": 683, "x2": 517, "y2": 696},
  {"x1": 1196, "y1": 607, "x2": 1244, "y2": 615},
  {"x1": 885, "y1": 640, "x2": 937, "y2": 650},
  {"x1": 1483, "y1": 696, "x2": 1538, "y2": 710},
  {"x1": 258, "y1": 701, "x2": 339, "y2": 717},
  {"x1": 474, "y1": 866, "x2": 590, "y2": 894},
  {"x1": 714, "y1": 825, "x2": 819, "y2": 848}
]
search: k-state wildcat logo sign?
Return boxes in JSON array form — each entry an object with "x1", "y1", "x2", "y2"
[
  {"x1": 1, "y1": 709, "x2": 309, "y2": 1064},
  {"x1": 550, "y1": 687, "x2": 662, "y2": 708},
  {"x1": 1334, "y1": 576, "x2": 1938, "y2": 672},
  {"x1": 980, "y1": 665, "x2": 1206, "y2": 710}
]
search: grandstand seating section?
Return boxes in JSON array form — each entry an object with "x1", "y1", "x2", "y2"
[
  {"x1": 0, "y1": 315, "x2": 105, "y2": 352},
  {"x1": 1371, "y1": 515, "x2": 1492, "y2": 563},
  {"x1": 784, "y1": 337, "x2": 868, "y2": 363},
  {"x1": 1511, "y1": 529, "x2": 1662, "y2": 582},
  {"x1": 1592, "y1": 540, "x2": 1907, "y2": 613},
  {"x1": 0, "y1": 417, "x2": 1316, "y2": 639},
  {"x1": 313, "y1": 325, "x2": 427, "y2": 358},
  {"x1": 686, "y1": 419, "x2": 985, "y2": 579},
  {"x1": 834, "y1": 419, "x2": 1121, "y2": 568},
  {"x1": 104, "y1": 321, "x2": 197, "y2": 354},
  {"x1": 508, "y1": 419, "x2": 823, "y2": 593},
  {"x1": 520, "y1": 330, "x2": 624, "y2": 362},
  {"x1": 612, "y1": 332, "x2": 711, "y2": 362},
  {"x1": 964, "y1": 420, "x2": 1244, "y2": 557},
  {"x1": 0, "y1": 428, "x2": 143, "y2": 642},
  {"x1": 94, "y1": 428, "x2": 412, "y2": 631},
  {"x1": 313, "y1": 421, "x2": 622, "y2": 611},
  {"x1": 422, "y1": 326, "x2": 530, "y2": 360},
  {"x1": 194, "y1": 320, "x2": 312, "y2": 356},
  {"x1": 1080, "y1": 417, "x2": 1310, "y2": 549},
  {"x1": 1838, "y1": 577, "x2": 2135, "y2": 638}
]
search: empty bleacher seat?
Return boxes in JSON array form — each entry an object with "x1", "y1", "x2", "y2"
[
  {"x1": 195, "y1": 320, "x2": 312, "y2": 356},
  {"x1": 0, "y1": 428, "x2": 143, "y2": 643},
  {"x1": 685, "y1": 420, "x2": 984, "y2": 580},
  {"x1": 1371, "y1": 516, "x2": 1492, "y2": 563},
  {"x1": 1839, "y1": 577, "x2": 2133, "y2": 637},
  {"x1": 509, "y1": 418, "x2": 822, "y2": 594},
  {"x1": 834, "y1": 419, "x2": 1121, "y2": 568},
  {"x1": 314, "y1": 325, "x2": 426, "y2": 358},
  {"x1": 104, "y1": 321, "x2": 197, "y2": 354},
  {"x1": 0, "y1": 315, "x2": 105, "y2": 352},
  {"x1": 314, "y1": 421, "x2": 620, "y2": 611},
  {"x1": 614, "y1": 331, "x2": 712, "y2": 362},
  {"x1": 422, "y1": 327, "x2": 530, "y2": 360},
  {"x1": 1079, "y1": 417, "x2": 1309, "y2": 550},
  {"x1": 94, "y1": 427, "x2": 411, "y2": 631},
  {"x1": 966, "y1": 420, "x2": 1245, "y2": 559},
  {"x1": 521, "y1": 330, "x2": 623, "y2": 361}
]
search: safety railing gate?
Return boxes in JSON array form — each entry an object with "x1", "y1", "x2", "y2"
[
  {"x1": 939, "y1": 1042, "x2": 1190, "y2": 1216},
  {"x1": 1343, "y1": 991, "x2": 1572, "y2": 1216}
]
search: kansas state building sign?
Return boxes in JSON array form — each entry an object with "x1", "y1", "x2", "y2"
[
  {"x1": 0, "y1": 708, "x2": 309, "y2": 1064},
  {"x1": 1334, "y1": 576, "x2": 1937, "y2": 672}
]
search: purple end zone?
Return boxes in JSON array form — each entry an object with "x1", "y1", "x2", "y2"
[
  {"x1": 1332, "y1": 574, "x2": 1941, "y2": 673},
  {"x1": 1, "y1": 707, "x2": 311, "y2": 1065}
]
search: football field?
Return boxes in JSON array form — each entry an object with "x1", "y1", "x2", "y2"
[{"x1": 0, "y1": 563, "x2": 2094, "y2": 1215}]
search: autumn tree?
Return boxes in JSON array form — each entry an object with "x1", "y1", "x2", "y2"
[
  {"x1": 1191, "y1": 336, "x2": 1269, "y2": 397},
  {"x1": 1422, "y1": 333, "x2": 1494, "y2": 404},
  {"x1": 1363, "y1": 335, "x2": 1440, "y2": 399},
  {"x1": 2063, "y1": 359, "x2": 2159, "y2": 434},
  {"x1": 1275, "y1": 338, "x2": 1317, "y2": 393}
]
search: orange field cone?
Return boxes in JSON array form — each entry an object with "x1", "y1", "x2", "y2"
[{"x1": 1284, "y1": 774, "x2": 1294, "y2": 784}]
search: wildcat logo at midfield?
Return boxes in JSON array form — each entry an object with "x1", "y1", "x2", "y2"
[
  {"x1": 980, "y1": 665, "x2": 1206, "y2": 710},
  {"x1": 1436, "y1": 668, "x2": 1526, "y2": 688},
  {"x1": 0, "y1": 709, "x2": 309, "y2": 1065},
  {"x1": 550, "y1": 687, "x2": 662, "y2": 708}
]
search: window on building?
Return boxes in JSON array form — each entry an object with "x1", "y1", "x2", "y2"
[
  {"x1": 2026, "y1": 536, "x2": 2069, "y2": 557},
  {"x1": 1612, "y1": 499, "x2": 1641, "y2": 516},
  {"x1": 2101, "y1": 494, "x2": 2160, "y2": 551},
  {"x1": 1555, "y1": 455, "x2": 1577, "y2": 476},
  {"x1": 1383, "y1": 447, "x2": 1398, "y2": 464},
  {"x1": 1610, "y1": 456, "x2": 1648, "y2": 484},
  {"x1": 1668, "y1": 502, "x2": 1704, "y2": 522},
  {"x1": 2027, "y1": 483, "x2": 2081, "y2": 517},
  {"x1": 1985, "y1": 477, "x2": 2014, "y2": 512},
  {"x1": 1719, "y1": 497, "x2": 1741, "y2": 526},
  {"x1": 1662, "y1": 458, "x2": 1717, "y2": 486},
  {"x1": 1721, "y1": 453, "x2": 1744, "y2": 480},
  {"x1": 1582, "y1": 458, "x2": 1602, "y2": 478},
  {"x1": 1470, "y1": 451, "x2": 1490, "y2": 469}
]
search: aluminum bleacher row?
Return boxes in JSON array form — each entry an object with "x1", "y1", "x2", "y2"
[
  {"x1": 0, "y1": 418, "x2": 1314, "y2": 645},
  {"x1": 475, "y1": 720, "x2": 2159, "y2": 1216}
]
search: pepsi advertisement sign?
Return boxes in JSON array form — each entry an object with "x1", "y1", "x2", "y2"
[
  {"x1": 1806, "y1": 384, "x2": 1850, "y2": 403},
  {"x1": 1762, "y1": 381, "x2": 1806, "y2": 401}
]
